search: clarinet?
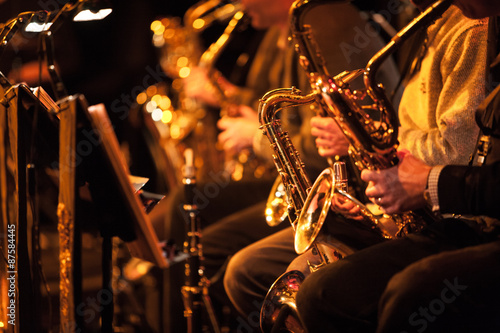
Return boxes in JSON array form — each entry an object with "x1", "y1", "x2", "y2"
[{"x1": 181, "y1": 149, "x2": 221, "y2": 333}]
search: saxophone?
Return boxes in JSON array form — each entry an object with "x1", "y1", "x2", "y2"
[
  {"x1": 197, "y1": 10, "x2": 260, "y2": 182},
  {"x1": 141, "y1": 1, "x2": 248, "y2": 185},
  {"x1": 259, "y1": 0, "x2": 451, "y2": 331},
  {"x1": 258, "y1": 87, "x2": 345, "y2": 333}
]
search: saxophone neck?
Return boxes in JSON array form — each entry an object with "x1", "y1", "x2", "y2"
[
  {"x1": 198, "y1": 11, "x2": 247, "y2": 68},
  {"x1": 197, "y1": 10, "x2": 247, "y2": 106},
  {"x1": 258, "y1": 87, "x2": 317, "y2": 127},
  {"x1": 364, "y1": 0, "x2": 452, "y2": 99},
  {"x1": 289, "y1": 0, "x2": 332, "y2": 78}
]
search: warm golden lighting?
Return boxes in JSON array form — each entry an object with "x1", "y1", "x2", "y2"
[
  {"x1": 183, "y1": 97, "x2": 196, "y2": 110},
  {"x1": 0, "y1": 321, "x2": 5, "y2": 328},
  {"x1": 178, "y1": 67, "x2": 191, "y2": 78},
  {"x1": 164, "y1": 28, "x2": 175, "y2": 39},
  {"x1": 160, "y1": 96, "x2": 172, "y2": 110},
  {"x1": 177, "y1": 56, "x2": 189, "y2": 68},
  {"x1": 146, "y1": 85, "x2": 157, "y2": 96},
  {"x1": 136, "y1": 92, "x2": 147, "y2": 105},
  {"x1": 151, "y1": 108, "x2": 163, "y2": 122},
  {"x1": 170, "y1": 124, "x2": 181, "y2": 139},
  {"x1": 145, "y1": 101, "x2": 157, "y2": 113},
  {"x1": 153, "y1": 33, "x2": 165, "y2": 47},
  {"x1": 192, "y1": 18, "x2": 206, "y2": 30},
  {"x1": 151, "y1": 94, "x2": 162, "y2": 106},
  {"x1": 161, "y1": 110, "x2": 173, "y2": 123},
  {"x1": 218, "y1": 34, "x2": 229, "y2": 45},
  {"x1": 172, "y1": 78, "x2": 183, "y2": 91},
  {"x1": 137, "y1": 262, "x2": 151, "y2": 275},
  {"x1": 239, "y1": 152, "x2": 248, "y2": 163},
  {"x1": 161, "y1": 18, "x2": 171, "y2": 27},
  {"x1": 150, "y1": 20, "x2": 165, "y2": 35}
]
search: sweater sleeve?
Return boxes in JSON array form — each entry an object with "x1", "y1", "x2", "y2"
[{"x1": 399, "y1": 15, "x2": 488, "y2": 165}]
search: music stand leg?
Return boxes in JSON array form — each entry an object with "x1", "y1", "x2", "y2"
[{"x1": 101, "y1": 235, "x2": 114, "y2": 333}]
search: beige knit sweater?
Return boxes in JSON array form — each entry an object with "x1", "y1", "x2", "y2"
[{"x1": 398, "y1": 6, "x2": 488, "y2": 165}]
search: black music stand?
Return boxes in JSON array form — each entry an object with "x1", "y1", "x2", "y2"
[
  {"x1": 0, "y1": 79, "x2": 167, "y2": 332},
  {"x1": 79, "y1": 99, "x2": 168, "y2": 268},
  {"x1": 0, "y1": 80, "x2": 60, "y2": 333},
  {"x1": 76, "y1": 97, "x2": 168, "y2": 332}
]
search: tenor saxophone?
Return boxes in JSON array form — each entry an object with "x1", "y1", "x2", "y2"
[{"x1": 259, "y1": 0, "x2": 452, "y2": 331}]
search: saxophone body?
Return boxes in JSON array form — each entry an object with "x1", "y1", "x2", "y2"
[
  {"x1": 259, "y1": 87, "x2": 316, "y2": 215},
  {"x1": 258, "y1": 87, "x2": 342, "y2": 333},
  {"x1": 259, "y1": 0, "x2": 452, "y2": 331}
]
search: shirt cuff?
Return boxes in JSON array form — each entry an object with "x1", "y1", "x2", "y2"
[{"x1": 426, "y1": 165, "x2": 445, "y2": 212}]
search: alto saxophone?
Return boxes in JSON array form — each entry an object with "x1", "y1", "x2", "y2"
[
  {"x1": 259, "y1": 0, "x2": 451, "y2": 331},
  {"x1": 258, "y1": 87, "x2": 345, "y2": 333}
]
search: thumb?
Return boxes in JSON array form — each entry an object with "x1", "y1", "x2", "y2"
[
  {"x1": 360, "y1": 169, "x2": 376, "y2": 183},
  {"x1": 217, "y1": 117, "x2": 230, "y2": 130},
  {"x1": 396, "y1": 149, "x2": 410, "y2": 162}
]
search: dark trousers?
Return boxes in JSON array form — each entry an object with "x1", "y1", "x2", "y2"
[
  {"x1": 202, "y1": 202, "x2": 290, "y2": 309},
  {"x1": 296, "y1": 219, "x2": 500, "y2": 333}
]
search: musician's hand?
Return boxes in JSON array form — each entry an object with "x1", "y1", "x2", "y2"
[
  {"x1": 331, "y1": 193, "x2": 364, "y2": 221},
  {"x1": 217, "y1": 104, "x2": 259, "y2": 155},
  {"x1": 360, "y1": 150, "x2": 432, "y2": 214},
  {"x1": 310, "y1": 116, "x2": 350, "y2": 157}
]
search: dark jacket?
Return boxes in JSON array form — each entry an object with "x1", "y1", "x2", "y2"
[{"x1": 438, "y1": 81, "x2": 500, "y2": 219}]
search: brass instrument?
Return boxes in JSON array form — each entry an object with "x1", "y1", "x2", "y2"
[
  {"x1": 264, "y1": 176, "x2": 289, "y2": 226},
  {"x1": 148, "y1": 1, "x2": 270, "y2": 183},
  {"x1": 155, "y1": 0, "x2": 243, "y2": 78},
  {"x1": 258, "y1": 87, "x2": 347, "y2": 333},
  {"x1": 140, "y1": 1, "x2": 245, "y2": 185},
  {"x1": 184, "y1": 0, "x2": 242, "y2": 31},
  {"x1": 197, "y1": 10, "x2": 263, "y2": 181},
  {"x1": 259, "y1": 0, "x2": 451, "y2": 331},
  {"x1": 198, "y1": 10, "x2": 246, "y2": 105},
  {"x1": 294, "y1": 0, "x2": 451, "y2": 254}
]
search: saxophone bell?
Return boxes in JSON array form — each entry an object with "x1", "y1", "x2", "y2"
[
  {"x1": 265, "y1": 175, "x2": 290, "y2": 226},
  {"x1": 295, "y1": 165, "x2": 401, "y2": 255},
  {"x1": 260, "y1": 270, "x2": 306, "y2": 333}
]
